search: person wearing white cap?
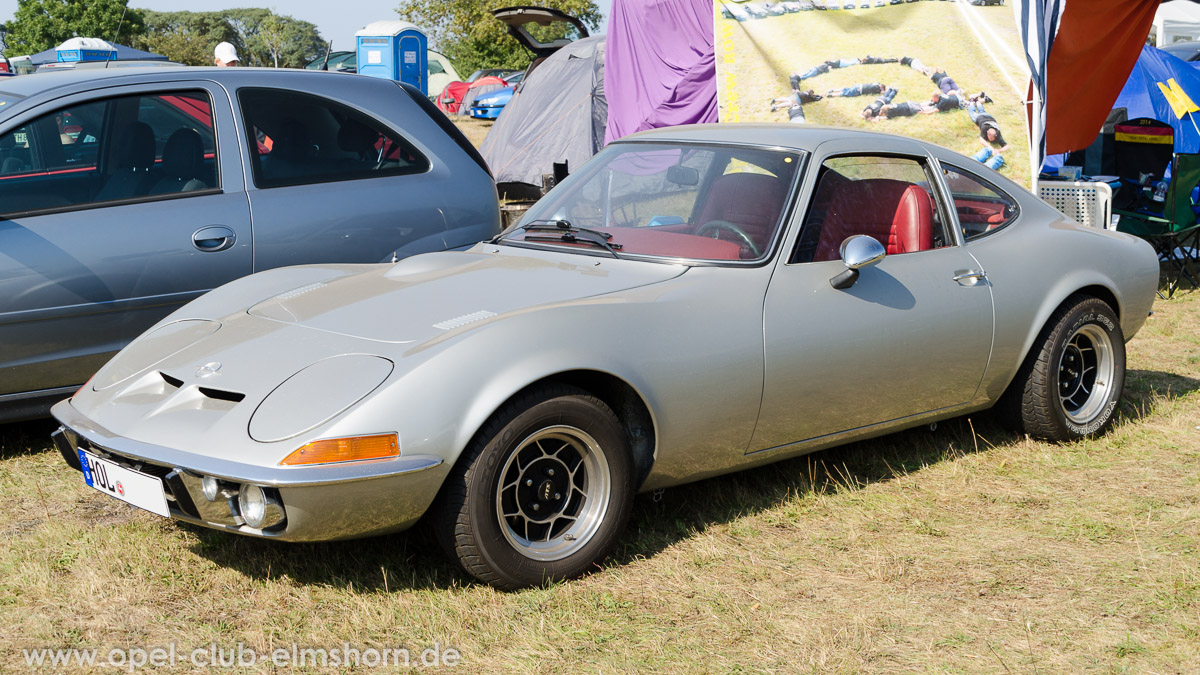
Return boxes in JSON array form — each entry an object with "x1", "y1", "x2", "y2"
[{"x1": 214, "y1": 42, "x2": 239, "y2": 67}]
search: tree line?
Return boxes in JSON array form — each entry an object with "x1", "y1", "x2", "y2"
[
  {"x1": 1, "y1": 0, "x2": 604, "y2": 76},
  {"x1": 2, "y1": 0, "x2": 325, "y2": 68}
]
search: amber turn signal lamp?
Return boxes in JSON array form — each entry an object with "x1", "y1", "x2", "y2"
[{"x1": 280, "y1": 433, "x2": 399, "y2": 466}]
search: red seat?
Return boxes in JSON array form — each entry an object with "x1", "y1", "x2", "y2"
[
  {"x1": 693, "y1": 172, "x2": 787, "y2": 256},
  {"x1": 812, "y1": 179, "x2": 934, "y2": 262}
]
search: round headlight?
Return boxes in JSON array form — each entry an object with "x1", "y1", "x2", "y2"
[
  {"x1": 238, "y1": 484, "x2": 267, "y2": 528},
  {"x1": 201, "y1": 476, "x2": 220, "y2": 501}
]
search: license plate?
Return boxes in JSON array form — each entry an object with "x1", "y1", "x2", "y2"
[{"x1": 78, "y1": 450, "x2": 170, "y2": 518}]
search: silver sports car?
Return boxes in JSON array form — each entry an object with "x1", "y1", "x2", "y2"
[{"x1": 52, "y1": 125, "x2": 1159, "y2": 589}]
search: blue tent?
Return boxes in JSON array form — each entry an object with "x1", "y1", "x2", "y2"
[
  {"x1": 29, "y1": 42, "x2": 168, "y2": 66},
  {"x1": 1114, "y1": 45, "x2": 1200, "y2": 152}
]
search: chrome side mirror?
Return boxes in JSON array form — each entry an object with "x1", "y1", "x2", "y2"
[{"x1": 830, "y1": 235, "x2": 885, "y2": 290}]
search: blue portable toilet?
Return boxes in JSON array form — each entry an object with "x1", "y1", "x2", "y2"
[{"x1": 355, "y1": 21, "x2": 428, "y2": 95}]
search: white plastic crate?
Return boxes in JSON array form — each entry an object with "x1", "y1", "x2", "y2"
[{"x1": 1037, "y1": 180, "x2": 1115, "y2": 230}]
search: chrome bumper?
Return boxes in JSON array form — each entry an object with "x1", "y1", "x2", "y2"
[{"x1": 51, "y1": 399, "x2": 448, "y2": 542}]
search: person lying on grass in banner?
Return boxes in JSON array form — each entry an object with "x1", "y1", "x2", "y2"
[
  {"x1": 901, "y1": 56, "x2": 931, "y2": 76},
  {"x1": 967, "y1": 97, "x2": 1008, "y2": 170},
  {"x1": 870, "y1": 100, "x2": 930, "y2": 120},
  {"x1": 860, "y1": 87, "x2": 899, "y2": 119},
  {"x1": 859, "y1": 55, "x2": 899, "y2": 65},
  {"x1": 768, "y1": 92, "x2": 809, "y2": 123},
  {"x1": 929, "y1": 69, "x2": 962, "y2": 96},
  {"x1": 826, "y1": 82, "x2": 888, "y2": 98},
  {"x1": 770, "y1": 89, "x2": 823, "y2": 110},
  {"x1": 923, "y1": 90, "x2": 965, "y2": 113},
  {"x1": 791, "y1": 57, "x2": 862, "y2": 85}
]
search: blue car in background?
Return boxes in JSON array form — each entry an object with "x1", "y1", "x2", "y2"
[
  {"x1": 470, "y1": 86, "x2": 515, "y2": 119},
  {"x1": 469, "y1": 71, "x2": 524, "y2": 120}
]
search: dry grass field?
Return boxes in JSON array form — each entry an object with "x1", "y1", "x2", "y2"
[
  {"x1": 1, "y1": 286, "x2": 1197, "y2": 671},
  {"x1": 2, "y1": 103, "x2": 1199, "y2": 672},
  {"x1": 450, "y1": 117, "x2": 493, "y2": 150}
]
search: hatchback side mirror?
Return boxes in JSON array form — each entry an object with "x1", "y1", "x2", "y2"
[{"x1": 830, "y1": 235, "x2": 885, "y2": 289}]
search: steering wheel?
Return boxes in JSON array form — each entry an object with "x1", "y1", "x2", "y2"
[{"x1": 695, "y1": 220, "x2": 762, "y2": 258}]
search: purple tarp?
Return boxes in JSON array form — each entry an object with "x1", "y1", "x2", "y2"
[{"x1": 603, "y1": 0, "x2": 718, "y2": 145}]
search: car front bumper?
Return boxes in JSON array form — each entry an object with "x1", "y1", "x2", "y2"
[
  {"x1": 51, "y1": 399, "x2": 448, "y2": 542},
  {"x1": 470, "y1": 106, "x2": 503, "y2": 119}
]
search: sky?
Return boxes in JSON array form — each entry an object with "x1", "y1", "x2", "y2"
[{"x1": 0, "y1": 1, "x2": 614, "y2": 55}]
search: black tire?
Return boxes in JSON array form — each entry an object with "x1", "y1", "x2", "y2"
[
  {"x1": 434, "y1": 384, "x2": 634, "y2": 590},
  {"x1": 997, "y1": 295, "x2": 1125, "y2": 441}
]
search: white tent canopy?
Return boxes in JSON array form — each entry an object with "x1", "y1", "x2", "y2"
[{"x1": 1154, "y1": 0, "x2": 1200, "y2": 46}]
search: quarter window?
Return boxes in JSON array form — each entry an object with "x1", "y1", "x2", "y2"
[
  {"x1": 237, "y1": 88, "x2": 430, "y2": 189},
  {"x1": 940, "y1": 164, "x2": 1019, "y2": 240},
  {"x1": 792, "y1": 155, "x2": 951, "y2": 264}
]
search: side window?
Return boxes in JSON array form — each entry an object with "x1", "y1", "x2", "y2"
[
  {"x1": 238, "y1": 88, "x2": 430, "y2": 189},
  {"x1": 941, "y1": 164, "x2": 1019, "y2": 240},
  {"x1": 0, "y1": 90, "x2": 218, "y2": 216},
  {"x1": 792, "y1": 155, "x2": 950, "y2": 264}
]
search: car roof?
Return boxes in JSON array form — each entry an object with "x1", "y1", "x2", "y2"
[
  {"x1": 0, "y1": 66, "x2": 348, "y2": 102},
  {"x1": 617, "y1": 123, "x2": 931, "y2": 153}
]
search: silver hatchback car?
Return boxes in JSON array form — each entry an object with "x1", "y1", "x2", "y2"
[{"x1": 0, "y1": 67, "x2": 500, "y2": 421}]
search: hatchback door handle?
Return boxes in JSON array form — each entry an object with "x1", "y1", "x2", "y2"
[
  {"x1": 192, "y1": 226, "x2": 236, "y2": 252},
  {"x1": 953, "y1": 269, "x2": 987, "y2": 286}
]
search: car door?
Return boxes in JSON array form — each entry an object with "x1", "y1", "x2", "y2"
[
  {"x1": 749, "y1": 147, "x2": 994, "y2": 452},
  {"x1": 0, "y1": 82, "x2": 251, "y2": 398},
  {"x1": 234, "y1": 83, "x2": 481, "y2": 271}
]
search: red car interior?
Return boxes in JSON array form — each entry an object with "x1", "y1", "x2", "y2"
[
  {"x1": 813, "y1": 178, "x2": 934, "y2": 262},
  {"x1": 693, "y1": 172, "x2": 788, "y2": 255}
]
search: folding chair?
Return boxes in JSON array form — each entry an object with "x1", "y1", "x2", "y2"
[{"x1": 1114, "y1": 152, "x2": 1200, "y2": 298}]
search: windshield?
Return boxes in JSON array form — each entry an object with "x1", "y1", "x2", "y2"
[{"x1": 503, "y1": 142, "x2": 802, "y2": 262}]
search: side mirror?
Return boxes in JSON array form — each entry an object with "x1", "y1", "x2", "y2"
[
  {"x1": 830, "y1": 235, "x2": 885, "y2": 290},
  {"x1": 666, "y1": 165, "x2": 699, "y2": 186}
]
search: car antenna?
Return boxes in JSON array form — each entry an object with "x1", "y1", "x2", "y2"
[
  {"x1": 105, "y1": 5, "x2": 129, "y2": 70},
  {"x1": 321, "y1": 40, "x2": 333, "y2": 70}
]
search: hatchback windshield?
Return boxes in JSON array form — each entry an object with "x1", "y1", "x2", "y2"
[{"x1": 504, "y1": 143, "x2": 801, "y2": 262}]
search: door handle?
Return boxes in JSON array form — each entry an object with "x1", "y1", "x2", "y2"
[
  {"x1": 192, "y1": 226, "x2": 236, "y2": 252},
  {"x1": 952, "y1": 269, "x2": 987, "y2": 286}
]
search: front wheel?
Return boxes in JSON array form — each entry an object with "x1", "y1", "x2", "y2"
[
  {"x1": 436, "y1": 385, "x2": 634, "y2": 590},
  {"x1": 999, "y1": 295, "x2": 1125, "y2": 441}
]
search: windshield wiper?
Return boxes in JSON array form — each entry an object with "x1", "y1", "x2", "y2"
[{"x1": 497, "y1": 219, "x2": 623, "y2": 258}]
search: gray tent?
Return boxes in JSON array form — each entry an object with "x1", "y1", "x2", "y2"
[{"x1": 480, "y1": 35, "x2": 607, "y2": 197}]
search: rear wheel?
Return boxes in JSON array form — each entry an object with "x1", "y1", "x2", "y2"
[
  {"x1": 436, "y1": 385, "x2": 634, "y2": 590},
  {"x1": 999, "y1": 295, "x2": 1125, "y2": 441}
]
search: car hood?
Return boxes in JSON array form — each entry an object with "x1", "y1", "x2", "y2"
[
  {"x1": 246, "y1": 247, "x2": 688, "y2": 344},
  {"x1": 73, "y1": 247, "x2": 688, "y2": 458}
]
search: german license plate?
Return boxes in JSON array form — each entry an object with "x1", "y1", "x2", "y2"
[{"x1": 78, "y1": 450, "x2": 170, "y2": 518}]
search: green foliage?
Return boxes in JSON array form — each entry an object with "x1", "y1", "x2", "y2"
[
  {"x1": 396, "y1": 0, "x2": 600, "y2": 77},
  {"x1": 135, "y1": 11, "x2": 236, "y2": 67},
  {"x1": 131, "y1": 8, "x2": 325, "y2": 68},
  {"x1": 5, "y1": 0, "x2": 146, "y2": 56}
]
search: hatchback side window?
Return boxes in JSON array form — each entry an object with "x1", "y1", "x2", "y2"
[
  {"x1": 238, "y1": 88, "x2": 430, "y2": 189},
  {"x1": 791, "y1": 155, "x2": 951, "y2": 264},
  {"x1": 0, "y1": 99, "x2": 105, "y2": 214},
  {"x1": 0, "y1": 90, "x2": 218, "y2": 216},
  {"x1": 940, "y1": 164, "x2": 1019, "y2": 240}
]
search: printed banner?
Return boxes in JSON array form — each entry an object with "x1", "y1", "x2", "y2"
[{"x1": 715, "y1": 0, "x2": 1031, "y2": 186}]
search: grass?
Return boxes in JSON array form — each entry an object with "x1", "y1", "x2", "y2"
[
  {"x1": 717, "y1": 2, "x2": 1032, "y2": 186},
  {"x1": 450, "y1": 117, "x2": 493, "y2": 150},
  {"x1": 1, "y1": 288, "x2": 1198, "y2": 671}
]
